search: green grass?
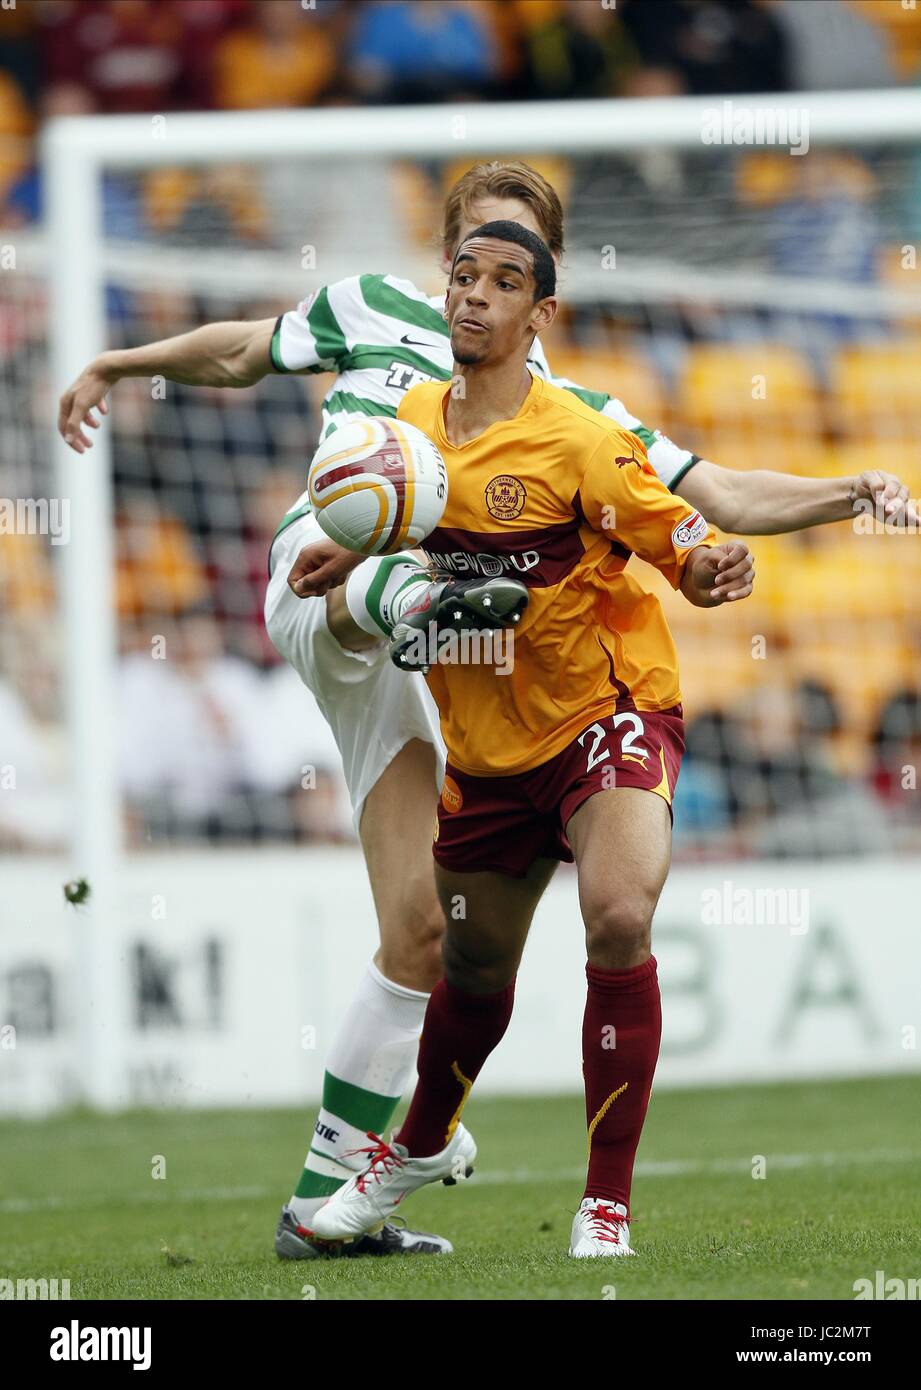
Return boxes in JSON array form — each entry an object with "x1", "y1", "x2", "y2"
[{"x1": 2, "y1": 1075, "x2": 920, "y2": 1300}]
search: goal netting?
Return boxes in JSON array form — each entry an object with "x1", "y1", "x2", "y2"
[{"x1": 5, "y1": 93, "x2": 921, "y2": 871}]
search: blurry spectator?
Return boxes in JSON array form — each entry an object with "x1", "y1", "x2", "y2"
[
  {"x1": 347, "y1": 0, "x2": 496, "y2": 104},
  {"x1": 682, "y1": 693, "x2": 859, "y2": 853},
  {"x1": 0, "y1": 69, "x2": 33, "y2": 221},
  {"x1": 257, "y1": 661, "x2": 353, "y2": 841},
  {"x1": 0, "y1": 623, "x2": 69, "y2": 852},
  {"x1": 763, "y1": 152, "x2": 882, "y2": 354},
  {"x1": 772, "y1": 0, "x2": 894, "y2": 92},
  {"x1": 671, "y1": 760, "x2": 732, "y2": 842},
  {"x1": 118, "y1": 608, "x2": 267, "y2": 834},
  {"x1": 229, "y1": 467, "x2": 311, "y2": 668},
  {"x1": 794, "y1": 678, "x2": 842, "y2": 742},
  {"x1": 118, "y1": 608, "x2": 351, "y2": 842},
  {"x1": 518, "y1": 0, "x2": 637, "y2": 101},
  {"x1": 40, "y1": 0, "x2": 186, "y2": 115},
  {"x1": 169, "y1": 0, "x2": 249, "y2": 109},
  {"x1": 0, "y1": 0, "x2": 39, "y2": 105},
  {"x1": 116, "y1": 503, "x2": 209, "y2": 624},
  {"x1": 870, "y1": 688, "x2": 921, "y2": 817},
  {"x1": 619, "y1": 0, "x2": 789, "y2": 95},
  {"x1": 733, "y1": 683, "x2": 841, "y2": 819},
  {"x1": 683, "y1": 708, "x2": 751, "y2": 822},
  {"x1": 141, "y1": 165, "x2": 269, "y2": 246},
  {"x1": 5, "y1": 84, "x2": 148, "y2": 233},
  {"x1": 766, "y1": 154, "x2": 880, "y2": 285},
  {"x1": 728, "y1": 683, "x2": 888, "y2": 857},
  {"x1": 0, "y1": 533, "x2": 56, "y2": 619},
  {"x1": 213, "y1": 0, "x2": 336, "y2": 111}
]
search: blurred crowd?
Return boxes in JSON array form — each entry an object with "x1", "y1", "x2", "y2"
[
  {"x1": 2, "y1": 0, "x2": 921, "y2": 226},
  {"x1": 2, "y1": 0, "x2": 921, "y2": 857}
]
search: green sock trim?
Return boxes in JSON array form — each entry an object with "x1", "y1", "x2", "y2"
[
  {"x1": 363, "y1": 556, "x2": 402, "y2": 636},
  {"x1": 294, "y1": 1167, "x2": 346, "y2": 1200},
  {"x1": 321, "y1": 1071, "x2": 402, "y2": 1136},
  {"x1": 363, "y1": 555, "x2": 426, "y2": 637},
  {"x1": 391, "y1": 572, "x2": 427, "y2": 617}
]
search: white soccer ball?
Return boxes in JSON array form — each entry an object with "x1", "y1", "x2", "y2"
[{"x1": 308, "y1": 417, "x2": 448, "y2": 554}]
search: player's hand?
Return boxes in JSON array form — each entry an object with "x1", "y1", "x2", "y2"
[
  {"x1": 850, "y1": 470, "x2": 918, "y2": 528},
  {"x1": 685, "y1": 541, "x2": 755, "y2": 605},
  {"x1": 287, "y1": 538, "x2": 363, "y2": 597},
  {"x1": 58, "y1": 358, "x2": 116, "y2": 453}
]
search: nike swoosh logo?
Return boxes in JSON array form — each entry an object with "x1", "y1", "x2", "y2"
[{"x1": 400, "y1": 333, "x2": 443, "y2": 349}]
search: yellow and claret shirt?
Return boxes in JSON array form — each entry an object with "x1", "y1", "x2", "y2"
[{"x1": 397, "y1": 372, "x2": 715, "y2": 776}]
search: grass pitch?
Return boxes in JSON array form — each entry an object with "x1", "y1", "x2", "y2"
[{"x1": 2, "y1": 1075, "x2": 919, "y2": 1300}]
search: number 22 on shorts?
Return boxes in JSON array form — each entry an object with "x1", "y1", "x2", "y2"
[{"x1": 577, "y1": 713, "x2": 647, "y2": 771}]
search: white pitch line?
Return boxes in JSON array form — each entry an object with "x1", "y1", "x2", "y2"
[
  {"x1": 474, "y1": 1148, "x2": 918, "y2": 1186},
  {"x1": 1, "y1": 1149, "x2": 916, "y2": 1216}
]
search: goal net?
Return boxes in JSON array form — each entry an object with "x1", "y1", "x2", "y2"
[{"x1": 13, "y1": 93, "x2": 919, "y2": 855}]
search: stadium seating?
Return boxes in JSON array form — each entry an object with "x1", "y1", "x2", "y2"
[
  {"x1": 677, "y1": 343, "x2": 825, "y2": 438},
  {"x1": 547, "y1": 345, "x2": 669, "y2": 429},
  {"x1": 850, "y1": 0, "x2": 921, "y2": 77},
  {"x1": 830, "y1": 342, "x2": 921, "y2": 438}
]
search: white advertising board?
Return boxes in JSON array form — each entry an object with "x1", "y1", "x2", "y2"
[{"x1": 1, "y1": 851, "x2": 918, "y2": 1114}]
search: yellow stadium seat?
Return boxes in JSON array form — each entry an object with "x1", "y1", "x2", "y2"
[
  {"x1": 878, "y1": 243, "x2": 921, "y2": 305},
  {"x1": 675, "y1": 645, "x2": 768, "y2": 713},
  {"x1": 826, "y1": 439, "x2": 921, "y2": 501},
  {"x1": 773, "y1": 542, "x2": 919, "y2": 623},
  {"x1": 830, "y1": 341, "x2": 921, "y2": 437},
  {"x1": 392, "y1": 162, "x2": 440, "y2": 250},
  {"x1": 848, "y1": 1, "x2": 921, "y2": 79},
  {"x1": 0, "y1": 70, "x2": 33, "y2": 203},
  {"x1": 0, "y1": 532, "x2": 55, "y2": 615},
  {"x1": 677, "y1": 344, "x2": 824, "y2": 437},
  {"x1": 509, "y1": 0, "x2": 562, "y2": 30},
  {"x1": 696, "y1": 431, "x2": 830, "y2": 476},
  {"x1": 734, "y1": 153, "x2": 799, "y2": 208},
  {"x1": 546, "y1": 346, "x2": 668, "y2": 428}
]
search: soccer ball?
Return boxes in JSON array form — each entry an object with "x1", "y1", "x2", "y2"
[{"x1": 308, "y1": 417, "x2": 448, "y2": 554}]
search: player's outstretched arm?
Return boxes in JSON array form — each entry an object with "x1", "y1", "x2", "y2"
[
  {"x1": 680, "y1": 541, "x2": 755, "y2": 607},
  {"x1": 58, "y1": 318, "x2": 277, "y2": 453},
  {"x1": 673, "y1": 458, "x2": 917, "y2": 535}
]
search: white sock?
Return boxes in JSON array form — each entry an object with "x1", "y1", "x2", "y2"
[
  {"x1": 344, "y1": 554, "x2": 431, "y2": 638},
  {"x1": 289, "y1": 961, "x2": 430, "y2": 1224}
]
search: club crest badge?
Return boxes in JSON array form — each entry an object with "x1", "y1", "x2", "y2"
[{"x1": 485, "y1": 475, "x2": 526, "y2": 520}]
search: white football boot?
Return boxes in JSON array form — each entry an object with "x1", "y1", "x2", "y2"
[
  {"x1": 569, "y1": 1198, "x2": 636, "y2": 1257},
  {"x1": 309, "y1": 1126, "x2": 476, "y2": 1242}
]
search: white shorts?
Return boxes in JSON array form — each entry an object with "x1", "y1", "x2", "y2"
[{"x1": 264, "y1": 513, "x2": 446, "y2": 833}]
